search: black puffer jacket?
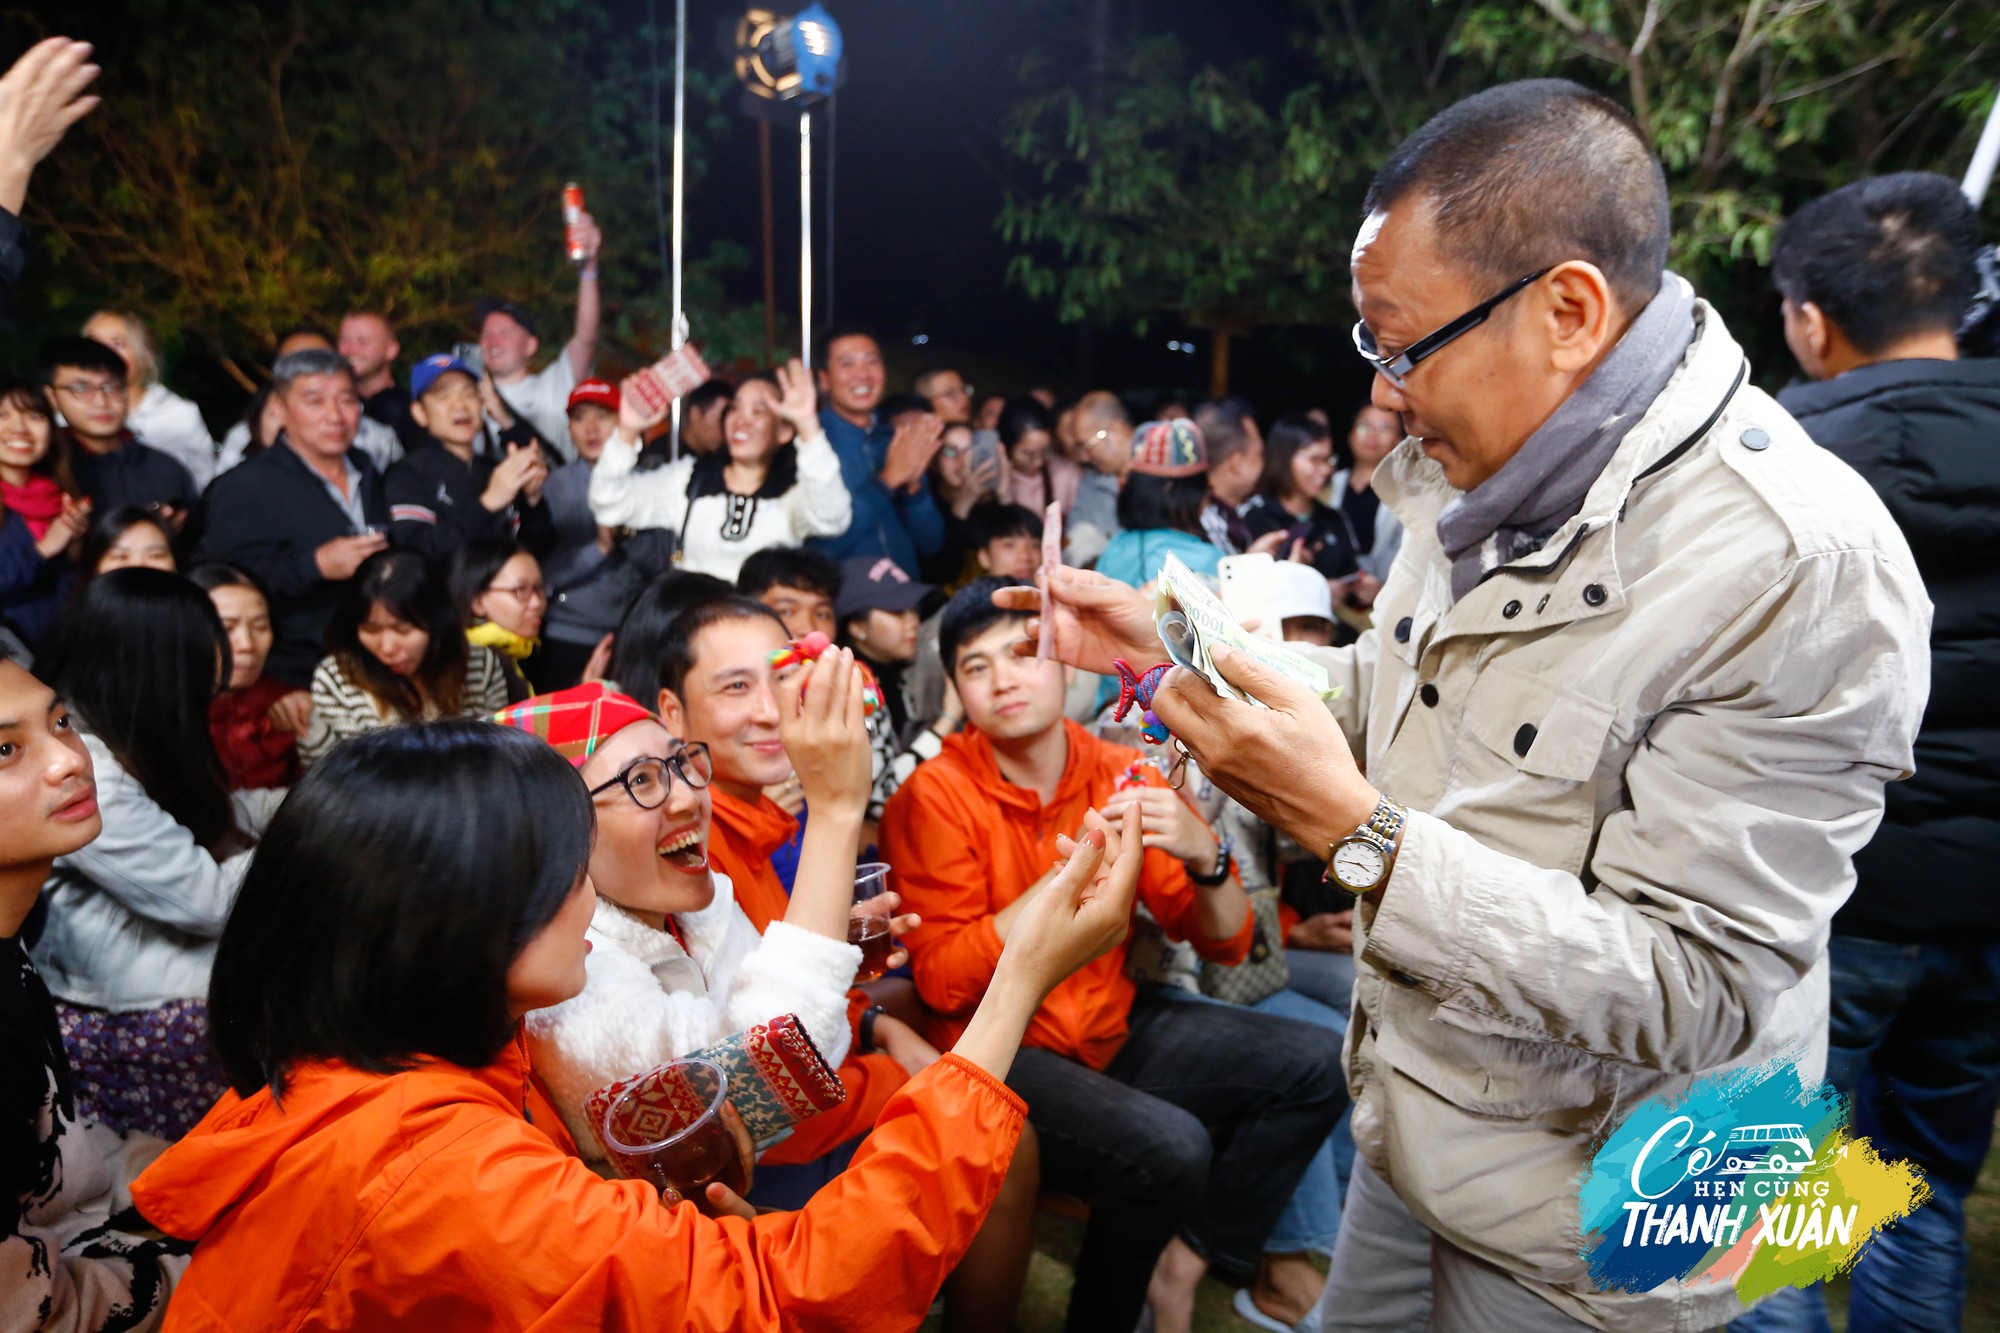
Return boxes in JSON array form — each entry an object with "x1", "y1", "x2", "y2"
[{"x1": 1780, "y1": 357, "x2": 2000, "y2": 941}]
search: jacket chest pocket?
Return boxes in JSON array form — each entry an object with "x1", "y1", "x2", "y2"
[{"x1": 1443, "y1": 660, "x2": 1617, "y2": 874}]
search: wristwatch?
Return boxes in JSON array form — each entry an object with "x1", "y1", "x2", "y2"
[
  {"x1": 1187, "y1": 833, "x2": 1234, "y2": 887},
  {"x1": 1327, "y1": 797, "x2": 1407, "y2": 893}
]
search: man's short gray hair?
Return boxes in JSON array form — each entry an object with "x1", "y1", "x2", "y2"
[{"x1": 272, "y1": 348, "x2": 354, "y2": 394}]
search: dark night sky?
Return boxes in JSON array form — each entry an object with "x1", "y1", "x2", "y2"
[{"x1": 682, "y1": 0, "x2": 1375, "y2": 417}]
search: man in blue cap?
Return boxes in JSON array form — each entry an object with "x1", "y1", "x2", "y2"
[{"x1": 384, "y1": 353, "x2": 553, "y2": 563}]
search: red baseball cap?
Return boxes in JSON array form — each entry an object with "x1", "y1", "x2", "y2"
[{"x1": 567, "y1": 378, "x2": 620, "y2": 414}]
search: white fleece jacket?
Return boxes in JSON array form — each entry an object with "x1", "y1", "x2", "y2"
[{"x1": 524, "y1": 870, "x2": 861, "y2": 1159}]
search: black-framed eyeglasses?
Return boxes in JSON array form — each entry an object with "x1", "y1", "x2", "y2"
[
  {"x1": 586, "y1": 745, "x2": 713, "y2": 809},
  {"x1": 1352, "y1": 267, "x2": 1552, "y2": 387}
]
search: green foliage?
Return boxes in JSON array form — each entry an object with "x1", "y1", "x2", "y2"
[
  {"x1": 1002, "y1": 0, "x2": 2000, "y2": 346},
  {"x1": 14, "y1": 0, "x2": 761, "y2": 382}
]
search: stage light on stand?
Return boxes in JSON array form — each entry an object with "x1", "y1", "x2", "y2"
[{"x1": 732, "y1": 4, "x2": 845, "y2": 369}]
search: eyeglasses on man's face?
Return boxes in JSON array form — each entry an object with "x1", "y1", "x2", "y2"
[
  {"x1": 55, "y1": 379, "x2": 128, "y2": 402},
  {"x1": 1351, "y1": 267, "x2": 1552, "y2": 388},
  {"x1": 587, "y1": 745, "x2": 713, "y2": 809}
]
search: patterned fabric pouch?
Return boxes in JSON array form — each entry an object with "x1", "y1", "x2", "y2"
[{"x1": 583, "y1": 1013, "x2": 847, "y2": 1159}]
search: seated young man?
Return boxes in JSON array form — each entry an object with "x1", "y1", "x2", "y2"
[
  {"x1": 40, "y1": 335, "x2": 197, "y2": 523},
  {"x1": 881, "y1": 578, "x2": 1346, "y2": 1333}
]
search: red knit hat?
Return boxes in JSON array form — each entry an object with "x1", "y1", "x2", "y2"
[{"x1": 491, "y1": 683, "x2": 655, "y2": 767}]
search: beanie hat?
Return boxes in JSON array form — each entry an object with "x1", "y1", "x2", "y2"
[
  {"x1": 1129, "y1": 418, "x2": 1207, "y2": 478},
  {"x1": 491, "y1": 682, "x2": 655, "y2": 767}
]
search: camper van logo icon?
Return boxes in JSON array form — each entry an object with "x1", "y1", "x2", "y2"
[{"x1": 1718, "y1": 1123, "x2": 1813, "y2": 1175}]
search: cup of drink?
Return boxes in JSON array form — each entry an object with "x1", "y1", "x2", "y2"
[
  {"x1": 599, "y1": 1057, "x2": 749, "y2": 1206},
  {"x1": 848, "y1": 861, "x2": 895, "y2": 984}
]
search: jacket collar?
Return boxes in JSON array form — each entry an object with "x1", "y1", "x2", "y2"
[
  {"x1": 708, "y1": 785, "x2": 801, "y2": 859},
  {"x1": 942, "y1": 718, "x2": 1099, "y2": 815},
  {"x1": 1374, "y1": 299, "x2": 1749, "y2": 645},
  {"x1": 1776, "y1": 355, "x2": 2000, "y2": 419},
  {"x1": 586, "y1": 874, "x2": 741, "y2": 969}
]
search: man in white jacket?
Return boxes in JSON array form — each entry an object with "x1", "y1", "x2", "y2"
[{"x1": 1014, "y1": 79, "x2": 1931, "y2": 1332}]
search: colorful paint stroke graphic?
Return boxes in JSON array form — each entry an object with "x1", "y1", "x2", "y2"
[{"x1": 1578, "y1": 1058, "x2": 1930, "y2": 1304}]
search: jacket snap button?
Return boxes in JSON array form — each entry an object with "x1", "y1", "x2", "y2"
[
  {"x1": 1536, "y1": 594, "x2": 1550, "y2": 613},
  {"x1": 1513, "y1": 723, "x2": 1537, "y2": 757},
  {"x1": 1583, "y1": 583, "x2": 1607, "y2": 607},
  {"x1": 1502, "y1": 599, "x2": 1522, "y2": 619},
  {"x1": 1389, "y1": 969, "x2": 1421, "y2": 988},
  {"x1": 1395, "y1": 616, "x2": 1413, "y2": 643},
  {"x1": 1419, "y1": 683, "x2": 1440, "y2": 708},
  {"x1": 1740, "y1": 427, "x2": 1770, "y2": 451}
]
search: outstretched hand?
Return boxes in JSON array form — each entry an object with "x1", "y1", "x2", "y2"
[
  {"x1": 994, "y1": 804, "x2": 1143, "y2": 1002},
  {"x1": 993, "y1": 566, "x2": 1159, "y2": 676},
  {"x1": 0, "y1": 38, "x2": 100, "y2": 214}
]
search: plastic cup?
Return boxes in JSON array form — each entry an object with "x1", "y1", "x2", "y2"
[
  {"x1": 599, "y1": 1057, "x2": 747, "y2": 1204},
  {"x1": 849, "y1": 861, "x2": 895, "y2": 983}
]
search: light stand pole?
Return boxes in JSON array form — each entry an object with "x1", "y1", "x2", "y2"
[
  {"x1": 800, "y1": 111, "x2": 813, "y2": 368},
  {"x1": 668, "y1": 0, "x2": 688, "y2": 455}
]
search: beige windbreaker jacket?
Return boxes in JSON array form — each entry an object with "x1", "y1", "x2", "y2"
[{"x1": 1296, "y1": 303, "x2": 1932, "y2": 1331}]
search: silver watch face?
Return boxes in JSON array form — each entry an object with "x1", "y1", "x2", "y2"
[{"x1": 1332, "y1": 838, "x2": 1387, "y2": 890}]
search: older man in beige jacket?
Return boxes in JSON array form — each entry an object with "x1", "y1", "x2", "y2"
[{"x1": 1006, "y1": 80, "x2": 1930, "y2": 1333}]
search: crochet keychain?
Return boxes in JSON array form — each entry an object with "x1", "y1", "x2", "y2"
[
  {"x1": 766, "y1": 632, "x2": 883, "y2": 717},
  {"x1": 1110, "y1": 657, "x2": 1191, "y2": 788}
]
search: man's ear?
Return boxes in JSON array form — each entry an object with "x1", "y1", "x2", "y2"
[
  {"x1": 656, "y1": 688, "x2": 687, "y2": 733},
  {"x1": 815, "y1": 368, "x2": 831, "y2": 397},
  {"x1": 975, "y1": 547, "x2": 995, "y2": 575},
  {"x1": 522, "y1": 335, "x2": 540, "y2": 362},
  {"x1": 386, "y1": 338, "x2": 401, "y2": 363},
  {"x1": 409, "y1": 397, "x2": 430, "y2": 429},
  {"x1": 1541, "y1": 260, "x2": 1617, "y2": 376},
  {"x1": 1797, "y1": 301, "x2": 1833, "y2": 361}
]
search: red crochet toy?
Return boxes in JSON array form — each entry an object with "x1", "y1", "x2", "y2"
[{"x1": 767, "y1": 632, "x2": 883, "y2": 717}]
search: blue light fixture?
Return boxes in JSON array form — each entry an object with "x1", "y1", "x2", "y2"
[{"x1": 733, "y1": 5, "x2": 845, "y2": 110}]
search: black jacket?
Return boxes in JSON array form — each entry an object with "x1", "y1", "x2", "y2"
[
  {"x1": 1779, "y1": 357, "x2": 2000, "y2": 941},
  {"x1": 196, "y1": 439, "x2": 389, "y2": 687},
  {"x1": 67, "y1": 432, "x2": 198, "y2": 515},
  {"x1": 383, "y1": 430, "x2": 554, "y2": 565}
]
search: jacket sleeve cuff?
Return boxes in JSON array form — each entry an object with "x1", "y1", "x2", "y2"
[
  {"x1": 1355, "y1": 809, "x2": 1471, "y2": 1000},
  {"x1": 934, "y1": 1052, "x2": 1029, "y2": 1117}
]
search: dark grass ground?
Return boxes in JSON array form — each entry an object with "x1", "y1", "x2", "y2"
[{"x1": 925, "y1": 1120, "x2": 2000, "y2": 1331}]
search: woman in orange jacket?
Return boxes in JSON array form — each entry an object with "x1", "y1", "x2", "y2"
[{"x1": 129, "y1": 718, "x2": 1145, "y2": 1332}]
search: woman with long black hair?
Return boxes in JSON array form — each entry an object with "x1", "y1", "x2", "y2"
[
  {"x1": 299, "y1": 548, "x2": 509, "y2": 764},
  {"x1": 130, "y1": 720, "x2": 1145, "y2": 1330},
  {"x1": 30, "y1": 568, "x2": 282, "y2": 1139}
]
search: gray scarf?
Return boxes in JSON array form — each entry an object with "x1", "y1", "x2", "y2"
[{"x1": 1436, "y1": 272, "x2": 1697, "y2": 601}]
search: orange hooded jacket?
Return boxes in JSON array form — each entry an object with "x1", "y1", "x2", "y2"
[
  {"x1": 879, "y1": 720, "x2": 1252, "y2": 1070},
  {"x1": 704, "y1": 784, "x2": 910, "y2": 1167},
  {"x1": 129, "y1": 1032, "x2": 1024, "y2": 1331}
]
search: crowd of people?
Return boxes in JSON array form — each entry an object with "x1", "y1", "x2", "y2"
[{"x1": 0, "y1": 33, "x2": 1993, "y2": 1333}]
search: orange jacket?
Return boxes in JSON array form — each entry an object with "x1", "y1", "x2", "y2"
[
  {"x1": 704, "y1": 787, "x2": 911, "y2": 1167},
  {"x1": 130, "y1": 1032, "x2": 1023, "y2": 1332},
  {"x1": 704, "y1": 786, "x2": 797, "y2": 935},
  {"x1": 879, "y1": 720, "x2": 1252, "y2": 1070}
]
